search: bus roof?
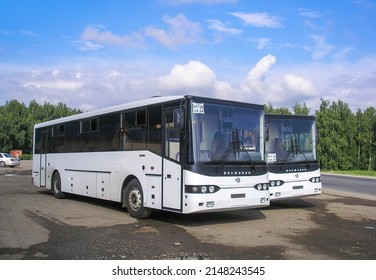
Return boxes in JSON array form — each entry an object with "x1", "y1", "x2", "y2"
[
  {"x1": 34, "y1": 95, "x2": 265, "y2": 128},
  {"x1": 265, "y1": 113, "x2": 315, "y2": 120},
  {"x1": 34, "y1": 95, "x2": 184, "y2": 128}
]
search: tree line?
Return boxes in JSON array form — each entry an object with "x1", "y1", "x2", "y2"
[
  {"x1": 1, "y1": 98, "x2": 375, "y2": 171},
  {"x1": 0, "y1": 100, "x2": 81, "y2": 155}
]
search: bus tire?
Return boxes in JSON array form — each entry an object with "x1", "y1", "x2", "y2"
[
  {"x1": 125, "y1": 179, "x2": 152, "y2": 219},
  {"x1": 52, "y1": 171, "x2": 66, "y2": 199}
]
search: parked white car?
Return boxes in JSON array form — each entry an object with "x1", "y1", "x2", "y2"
[{"x1": 0, "y1": 153, "x2": 21, "y2": 167}]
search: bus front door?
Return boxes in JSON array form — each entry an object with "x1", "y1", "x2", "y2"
[
  {"x1": 162, "y1": 111, "x2": 182, "y2": 211},
  {"x1": 40, "y1": 128, "x2": 48, "y2": 187}
]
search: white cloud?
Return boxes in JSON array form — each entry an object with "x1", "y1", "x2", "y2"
[
  {"x1": 145, "y1": 14, "x2": 204, "y2": 49},
  {"x1": 31, "y1": 69, "x2": 41, "y2": 77},
  {"x1": 298, "y1": 9, "x2": 325, "y2": 19},
  {"x1": 251, "y1": 37, "x2": 271, "y2": 50},
  {"x1": 1, "y1": 55, "x2": 375, "y2": 113},
  {"x1": 76, "y1": 71, "x2": 82, "y2": 79},
  {"x1": 78, "y1": 40, "x2": 103, "y2": 51},
  {"x1": 237, "y1": 55, "x2": 282, "y2": 104},
  {"x1": 234, "y1": 56, "x2": 318, "y2": 108},
  {"x1": 19, "y1": 30, "x2": 41, "y2": 37},
  {"x1": 332, "y1": 46, "x2": 354, "y2": 60},
  {"x1": 351, "y1": 0, "x2": 374, "y2": 9},
  {"x1": 206, "y1": 19, "x2": 242, "y2": 35},
  {"x1": 246, "y1": 55, "x2": 276, "y2": 81},
  {"x1": 80, "y1": 26, "x2": 145, "y2": 49},
  {"x1": 309, "y1": 35, "x2": 335, "y2": 60},
  {"x1": 157, "y1": 61, "x2": 217, "y2": 91},
  {"x1": 282, "y1": 74, "x2": 316, "y2": 97},
  {"x1": 51, "y1": 70, "x2": 60, "y2": 77},
  {"x1": 229, "y1": 12, "x2": 283, "y2": 28},
  {"x1": 157, "y1": 60, "x2": 238, "y2": 100},
  {"x1": 23, "y1": 80, "x2": 83, "y2": 91}
]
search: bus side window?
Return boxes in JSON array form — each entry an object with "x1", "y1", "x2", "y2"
[
  {"x1": 147, "y1": 105, "x2": 162, "y2": 155},
  {"x1": 122, "y1": 111, "x2": 146, "y2": 151},
  {"x1": 98, "y1": 113, "x2": 120, "y2": 151},
  {"x1": 165, "y1": 112, "x2": 180, "y2": 161}
]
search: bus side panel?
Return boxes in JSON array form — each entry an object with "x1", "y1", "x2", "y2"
[
  {"x1": 140, "y1": 152, "x2": 162, "y2": 210},
  {"x1": 42, "y1": 153, "x2": 122, "y2": 201},
  {"x1": 44, "y1": 151, "x2": 164, "y2": 206},
  {"x1": 144, "y1": 175, "x2": 162, "y2": 209},
  {"x1": 97, "y1": 173, "x2": 110, "y2": 200},
  {"x1": 65, "y1": 170, "x2": 97, "y2": 198}
]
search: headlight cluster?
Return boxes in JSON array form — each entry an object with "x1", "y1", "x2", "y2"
[
  {"x1": 269, "y1": 180, "x2": 284, "y2": 187},
  {"x1": 185, "y1": 185, "x2": 220, "y2": 194},
  {"x1": 310, "y1": 177, "x2": 321, "y2": 183},
  {"x1": 254, "y1": 183, "x2": 269, "y2": 191}
]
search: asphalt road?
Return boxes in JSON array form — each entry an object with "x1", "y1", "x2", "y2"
[
  {"x1": 0, "y1": 161, "x2": 375, "y2": 260},
  {"x1": 322, "y1": 173, "x2": 376, "y2": 197}
]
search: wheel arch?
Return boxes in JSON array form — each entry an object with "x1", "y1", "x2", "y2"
[
  {"x1": 121, "y1": 175, "x2": 139, "y2": 208},
  {"x1": 51, "y1": 169, "x2": 60, "y2": 190}
]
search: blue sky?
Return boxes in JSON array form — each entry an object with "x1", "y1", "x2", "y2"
[{"x1": 1, "y1": 0, "x2": 375, "y2": 112}]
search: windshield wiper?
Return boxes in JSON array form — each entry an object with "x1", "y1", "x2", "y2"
[
  {"x1": 216, "y1": 129, "x2": 256, "y2": 173},
  {"x1": 285, "y1": 135, "x2": 310, "y2": 167}
]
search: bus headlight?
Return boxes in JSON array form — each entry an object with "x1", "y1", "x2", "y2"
[
  {"x1": 254, "y1": 183, "x2": 269, "y2": 191},
  {"x1": 310, "y1": 177, "x2": 321, "y2": 183},
  {"x1": 269, "y1": 180, "x2": 284, "y2": 187},
  {"x1": 185, "y1": 185, "x2": 220, "y2": 194}
]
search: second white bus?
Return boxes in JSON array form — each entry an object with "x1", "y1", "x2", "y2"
[{"x1": 265, "y1": 114, "x2": 322, "y2": 200}]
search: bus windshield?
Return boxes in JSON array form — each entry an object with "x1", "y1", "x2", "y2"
[
  {"x1": 266, "y1": 116, "x2": 317, "y2": 164},
  {"x1": 190, "y1": 101, "x2": 263, "y2": 164}
]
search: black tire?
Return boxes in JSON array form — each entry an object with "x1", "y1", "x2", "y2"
[
  {"x1": 0, "y1": 161, "x2": 5, "y2": 167},
  {"x1": 52, "y1": 171, "x2": 66, "y2": 199},
  {"x1": 124, "y1": 179, "x2": 152, "y2": 219}
]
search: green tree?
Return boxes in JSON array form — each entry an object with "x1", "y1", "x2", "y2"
[
  {"x1": 356, "y1": 107, "x2": 376, "y2": 170},
  {"x1": 315, "y1": 99, "x2": 375, "y2": 171},
  {"x1": 292, "y1": 102, "x2": 310, "y2": 115},
  {"x1": 0, "y1": 100, "x2": 29, "y2": 152},
  {"x1": 264, "y1": 103, "x2": 291, "y2": 115},
  {"x1": 0, "y1": 99, "x2": 81, "y2": 153},
  {"x1": 316, "y1": 99, "x2": 335, "y2": 170}
]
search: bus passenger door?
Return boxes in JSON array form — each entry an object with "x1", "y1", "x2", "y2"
[
  {"x1": 162, "y1": 111, "x2": 182, "y2": 211},
  {"x1": 40, "y1": 128, "x2": 48, "y2": 187}
]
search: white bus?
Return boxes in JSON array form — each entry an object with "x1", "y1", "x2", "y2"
[
  {"x1": 265, "y1": 114, "x2": 322, "y2": 200},
  {"x1": 32, "y1": 95, "x2": 270, "y2": 218}
]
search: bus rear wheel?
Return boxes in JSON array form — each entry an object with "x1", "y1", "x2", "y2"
[
  {"x1": 125, "y1": 179, "x2": 152, "y2": 219},
  {"x1": 52, "y1": 171, "x2": 66, "y2": 199}
]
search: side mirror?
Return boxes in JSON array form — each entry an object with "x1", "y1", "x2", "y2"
[{"x1": 173, "y1": 109, "x2": 184, "y2": 129}]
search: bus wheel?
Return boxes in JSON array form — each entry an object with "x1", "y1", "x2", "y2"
[
  {"x1": 52, "y1": 171, "x2": 66, "y2": 199},
  {"x1": 125, "y1": 179, "x2": 152, "y2": 219}
]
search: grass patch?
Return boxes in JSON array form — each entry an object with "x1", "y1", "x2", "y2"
[{"x1": 324, "y1": 170, "x2": 376, "y2": 177}]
